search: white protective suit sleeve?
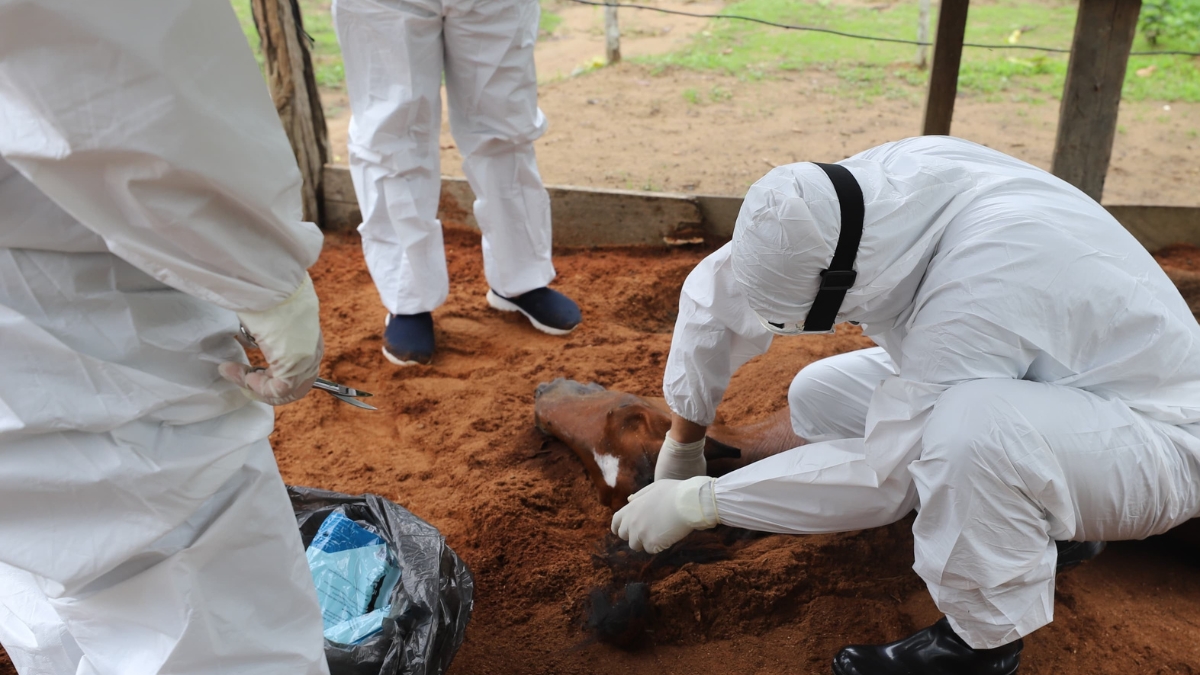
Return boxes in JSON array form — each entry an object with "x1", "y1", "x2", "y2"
[
  {"x1": 714, "y1": 310, "x2": 1034, "y2": 530},
  {"x1": 0, "y1": 0, "x2": 322, "y2": 313},
  {"x1": 662, "y1": 242, "x2": 774, "y2": 426}
]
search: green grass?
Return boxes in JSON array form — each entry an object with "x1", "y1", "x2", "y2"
[
  {"x1": 229, "y1": 0, "x2": 1200, "y2": 101},
  {"x1": 232, "y1": 0, "x2": 566, "y2": 85},
  {"x1": 636, "y1": 0, "x2": 1200, "y2": 102},
  {"x1": 231, "y1": 0, "x2": 345, "y2": 89},
  {"x1": 540, "y1": 6, "x2": 563, "y2": 37},
  {"x1": 710, "y1": 84, "x2": 734, "y2": 101}
]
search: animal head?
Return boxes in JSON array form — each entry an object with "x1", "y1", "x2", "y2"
[
  {"x1": 534, "y1": 379, "x2": 671, "y2": 509},
  {"x1": 534, "y1": 379, "x2": 745, "y2": 510}
]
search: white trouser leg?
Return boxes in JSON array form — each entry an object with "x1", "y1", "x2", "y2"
[
  {"x1": 715, "y1": 348, "x2": 915, "y2": 534},
  {"x1": 334, "y1": 0, "x2": 448, "y2": 315},
  {"x1": 788, "y1": 346, "x2": 897, "y2": 442},
  {"x1": 0, "y1": 565, "x2": 83, "y2": 675},
  {"x1": 0, "y1": 410, "x2": 329, "y2": 675},
  {"x1": 912, "y1": 379, "x2": 1200, "y2": 649},
  {"x1": 443, "y1": 0, "x2": 555, "y2": 298}
]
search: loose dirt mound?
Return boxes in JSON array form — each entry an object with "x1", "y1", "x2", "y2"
[{"x1": 3, "y1": 236, "x2": 1199, "y2": 675}]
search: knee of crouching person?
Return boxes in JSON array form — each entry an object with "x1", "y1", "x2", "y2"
[
  {"x1": 923, "y1": 379, "x2": 1025, "y2": 472},
  {"x1": 787, "y1": 362, "x2": 850, "y2": 441}
]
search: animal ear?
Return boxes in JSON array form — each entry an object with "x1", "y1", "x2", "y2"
[{"x1": 605, "y1": 404, "x2": 651, "y2": 435}]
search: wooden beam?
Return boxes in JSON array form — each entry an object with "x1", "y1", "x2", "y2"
[
  {"x1": 921, "y1": 0, "x2": 970, "y2": 136},
  {"x1": 1104, "y1": 204, "x2": 1200, "y2": 251},
  {"x1": 322, "y1": 165, "x2": 1200, "y2": 253},
  {"x1": 322, "y1": 166, "x2": 704, "y2": 245},
  {"x1": 1051, "y1": 0, "x2": 1142, "y2": 202},
  {"x1": 251, "y1": 0, "x2": 330, "y2": 225}
]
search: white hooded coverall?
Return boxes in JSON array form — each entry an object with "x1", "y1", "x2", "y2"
[
  {"x1": 665, "y1": 136, "x2": 1200, "y2": 649},
  {"x1": 333, "y1": 0, "x2": 556, "y2": 315},
  {"x1": 0, "y1": 2, "x2": 329, "y2": 673}
]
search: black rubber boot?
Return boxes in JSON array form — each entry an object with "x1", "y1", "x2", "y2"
[
  {"x1": 832, "y1": 617, "x2": 1022, "y2": 675},
  {"x1": 1055, "y1": 540, "x2": 1106, "y2": 573}
]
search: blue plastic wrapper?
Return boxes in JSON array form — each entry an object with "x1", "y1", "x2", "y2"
[
  {"x1": 289, "y1": 487, "x2": 474, "y2": 675},
  {"x1": 312, "y1": 511, "x2": 387, "y2": 553},
  {"x1": 306, "y1": 512, "x2": 397, "y2": 643}
]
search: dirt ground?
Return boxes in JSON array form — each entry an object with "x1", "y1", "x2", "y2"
[
  {"x1": 2, "y1": 7, "x2": 1196, "y2": 670},
  {"x1": 322, "y1": 1, "x2": 1200, "y2": 206},
  {"x1": 5, "y1": 227, "x2": 1198, "y2": 675}
]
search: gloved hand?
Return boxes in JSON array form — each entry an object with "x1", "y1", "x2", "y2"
[
  {"x1": 611, "y1": 476, "x2": 720, "y2": 554},
  {"x1": 219, "y1": 274, "x2": 324, "y2": 406},
  {"x1": 654, "y1": 435, "x2": 708, "y2": 481}
]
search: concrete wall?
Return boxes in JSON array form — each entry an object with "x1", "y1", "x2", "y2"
[
  {"x1": 324, "y1": 165, "x2": 706, "y2": 246},
  {"x1": 323, "y1": 165, "x2": 1200, "y2": 252}
]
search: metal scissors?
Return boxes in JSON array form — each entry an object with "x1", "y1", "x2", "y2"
[
  {"x1": 237, "y1": 326, "x2": 377, "y2": 411},
  {"x1": 312, "y1": 378, "x2": 377, "y2": 410}
]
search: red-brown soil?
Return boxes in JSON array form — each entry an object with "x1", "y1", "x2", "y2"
[{"x1": 3, "y1": 233, "x2": 1199, "y2": 675}]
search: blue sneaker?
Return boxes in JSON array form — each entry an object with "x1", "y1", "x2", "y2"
[
  {"x1": 486, "y1": 287, "x2": 581, "y2": 336},
  {"x1": 382, "y1": 312, "x2": 435, "y2": 366}
]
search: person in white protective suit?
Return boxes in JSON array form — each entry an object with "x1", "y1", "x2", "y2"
[
  {"x1": 611, "y1": 136, "x2": 1200, "y2": 675},
  {"x1": 0, "y1": 2, "x2": 333, "y2": 673},
  {"x1": 332, "y1": 0, "x2": 582, "y2": 366}
]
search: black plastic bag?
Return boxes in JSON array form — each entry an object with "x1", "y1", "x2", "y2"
[{"x1": 289, "y1": 486, "x2": 474, "y2": 675}]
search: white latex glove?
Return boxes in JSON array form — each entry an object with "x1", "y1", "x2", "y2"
[
  {"x1": 654, "y1": 435, "x2": 708, "y2": 481},
  {"x1": 611, "y1": 476, "x2": 720, "y2": 554},
  {"x1": 219, "y1": 274, "x2": 323, "y2": 406}
]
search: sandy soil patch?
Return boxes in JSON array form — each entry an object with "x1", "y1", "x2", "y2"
[{"x1": 7, "y1": 230, "x2": 1198, "y2": 675}]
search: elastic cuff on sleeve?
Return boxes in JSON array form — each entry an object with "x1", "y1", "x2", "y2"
[
  {"x1": 238, "y1": 273, "x2": 315, "y2": 321},
  {"x1": 697, "y1": 477, "x2": 720, "y2": 527},
  {"x1": 676, "y1": 476, "x2": 720, "y2": 530}
]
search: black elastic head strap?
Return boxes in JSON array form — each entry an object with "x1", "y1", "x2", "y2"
[{"x1": 802, "y1": 162, "x2": 865, "y2": 333}]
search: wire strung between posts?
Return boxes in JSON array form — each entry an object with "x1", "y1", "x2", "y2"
[{"x1": 566, "y1": 0, "x2": 1200, "y2": 58}]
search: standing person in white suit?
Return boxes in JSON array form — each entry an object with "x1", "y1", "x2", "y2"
[
  {"x1": 332, "y1": 0, "x2": 582, "y2": 367},
  {"x1": 612, "y1": 136, "x2": 1200, "y2": 674},
  {"x1": 0, "y1": 1, "x2": 331, "y2": 673}
]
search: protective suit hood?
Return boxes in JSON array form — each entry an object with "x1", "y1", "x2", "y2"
[{"x1": 730, "y1": 152, "x2": 978, "y2": 331}]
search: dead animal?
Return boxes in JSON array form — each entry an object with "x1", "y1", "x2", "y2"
[{"x1": 534, "y1": 378, "x2": 803, "y2": 510}]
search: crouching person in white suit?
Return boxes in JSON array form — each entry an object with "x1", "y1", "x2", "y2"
[
  {"x1": 0, "y1": 2, "x2": 332, "y2": 673},
  {"x1": 612, "y1": 136, "x2": 1200, "y2": 675}
]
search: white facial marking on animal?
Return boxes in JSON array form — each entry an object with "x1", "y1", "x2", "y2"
[{"x1": 592, "y1": 450, "x2": 620, "y2": 488}]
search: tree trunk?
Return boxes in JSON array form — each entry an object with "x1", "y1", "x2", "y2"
[{"x1": 250, "y1": 0, "x2": 331, "y2": 226}]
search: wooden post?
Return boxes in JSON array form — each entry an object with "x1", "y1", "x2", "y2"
[
  {"x1": 916, "y1": 0, "x2": 931, "y2": 69},
  {"x1": 250, "y1": 0, "x2": 330, "y2": 226},
  {"x1": 1051, "y1": 0, "x2": 1142, "y2": 202},
  {"x1": 605, "y1": 2, "x2": 621, "y2": 64},
  {"x1": 921, "y1": 0, "x2": 969, "y2": 136}
]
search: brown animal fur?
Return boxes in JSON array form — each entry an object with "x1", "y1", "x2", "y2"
[{"x1": 534, "y1": 378, "x2": 803, "y2": 510}]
